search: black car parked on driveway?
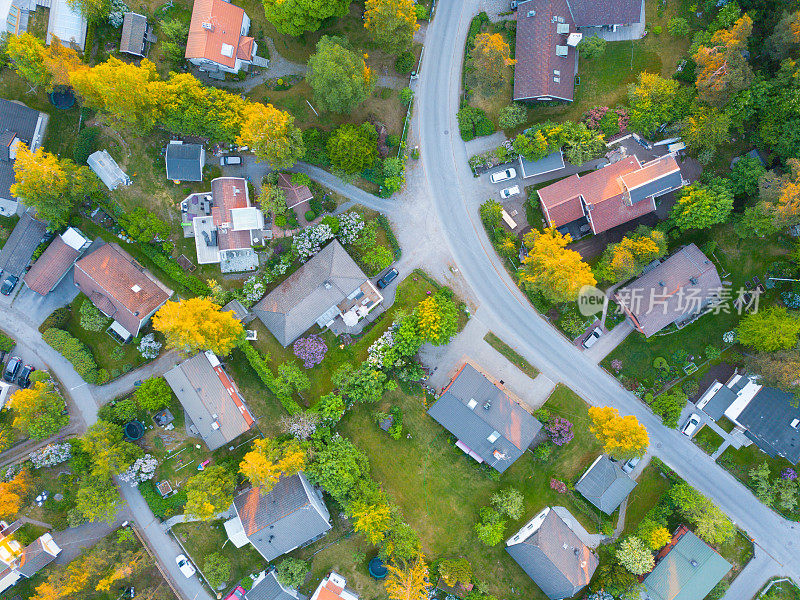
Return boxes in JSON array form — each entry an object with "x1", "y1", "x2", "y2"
[{"x1": 3, "y1": 356, "x2": 21, "y2": 383}]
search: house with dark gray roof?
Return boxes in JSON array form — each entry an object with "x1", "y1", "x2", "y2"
[
  {"x1": 223, "y1": 473, "x2": 331, "y2": 562},
  {"x1": 427, "y1": 363, "x2": 541, "y2": 473},
  {"x1": 119, "y1": 12, "x2": 154, "y2": 57},
  {"x1": 642, "y1": 526, "x2": 731, "y2": 600},
  {"x1": 0, "y1": 98, "x2": 48, "y2": 210},
  {"x1": 253, "y1": 240, "x2": 383, "y2": 346},
  {"x1": 166, "y1": 141, "x2": 206, "y2": 182},
  {"x1": 574, "y1": 455, "x2": 637, "y2": 514},
  {"x1": 0, "y1": 212, "x2": 47, "y2": 278},
  {"x1": 0, "y1": 520, "x2": 61, "y2": 595},
  {"x1": 247, "y1": 570, "x2": 307, "y2": 600},
  {"x1": 506, "y1": 507, "x2": 598, "y2": 600},
  {"x1": 164, "y1": 350, "x2": 255, "y2": 451},
  {"x1": 697, "y1": 373, "x2": 800, "y2": 463}
]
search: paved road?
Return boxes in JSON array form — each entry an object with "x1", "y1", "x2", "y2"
[{"x1": 416, "y1": 0, "x2": 800, "y2": 590}]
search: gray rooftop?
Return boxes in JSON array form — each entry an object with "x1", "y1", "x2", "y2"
[
  {"x1": 737, "y1": 386, "x2": 800, "y2": 463},
  {"x1": 519, "y1": 150, "x2": 565, "y2": 179},
  {"x1": 17, "y1": 536, "x2": 58, "y2": 578},
  {"x1": 427, "y1": 364, "x2": 541, "y2": 473},
  {"x1": 627, "y1": 169, "x2": 683, "y2": 204},
  {"x1": 120, "y1": 12, "x2": 148, "y2": 56},
  {"x1": 643, "y1": 528, "x2": 731, "y2": 600},
  {"x1": 253, "y1": 239, "x2": 370, "y2": 346},
  {"x1": 698, "y1": 382, "x2": 736, "y2": 421},
  {"x1": 0, "y1": 212, "x2": 47, "y2": 277},
  {"x1": 247, "y1": 571, "x2": 306, "y2": 600},
  {"x1": 164, "y1": 352, "x2": 254, "y2": 451},
  {"x1": 166, "y1": 142, "x2": 205, "y2": 181},
  {"x1": 574, "y1": 455, "x2": 637, "y2": 514},
  {"x1": 0, "y1": 99, "x2": 44, "y2": 203},
  {"x1": 233, "y1": 473, "x2": 331, "y2": 562},
  {"x1": 506, "y1": 508, "x2": 598, "y2": 600}
]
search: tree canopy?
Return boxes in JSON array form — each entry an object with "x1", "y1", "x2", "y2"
[
  {"x1": 152, "y1": 298, "x2": 245, "y2": 356},
  {"x1": 595, "y1": 228, "x2": 667, "y2": 283},
  {"x1": 184, "y1": 465, "x2": 236, "y2": 520},
  {"x1": 364, "y1": 0, "x2": 419, "y2": 54},
  {"x1": 588, "y1": 406, "x2": 649, "y2": 460},
  {"x1": 262, "y1": 0, "x2": 350, "y2": 36},
  {"x1": 469, "y1": 33, "x2": 515, "y2": 91},
  {"x1": 627, "y1": 72, "x2": 690, "y2": 136},
  {"x1": 694, "y1": 15, "x2": 753, "y2": 107},
  {"x1": 307, "y1": 36, "x2": 375, "y2": 114},
  {"x1": 7, "y1": 381, "x2": 69, "y2": 440},
  {"x1": 239, "y1": 437, "x2": 306, "y2": 493},
  {"x1": 670, "y1": 178, "x2": 734, "y2": 231},
  {"x1": 737, "y1": 306, "x2": 800, "y2": 352},
  {"x1": 238, "y1": 102, "x2": 305, "y2": 168},
  {"x1": 327, "y1": 122, "x2": 378, "y2": 174},
  {"x1": 520, "y1": 228, "x2": 596, "y2": 303}
]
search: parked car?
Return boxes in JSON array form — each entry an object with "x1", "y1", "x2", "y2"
[
  {"x1": 582, "y1": 327, "x2": 602, "y2": 349},
  {"x1": 1, "y1": 274, "x2": 18, "y2": 296},
  {"x1": 3, "y1": 356, "x2": 21, "y2": 383},
  {"x1": 682, "y1": 413, "x2": 701, "y2": 437},
  {"x1": 622, "y1": 456, "x2": 641, "y2": 473},
  {"x1": 220, "y1": 155, "x2": 242, "y2": 166},
  {"x1": 223, "y1": 586, "x2": 246, "y2": 600},
  {"x1": 490, "y1": 168, "x2": 517, "y2": 183},
  {"x1": 500, "y1": 185, "x2": 520, "y2": 199},
  {"x1": 376, "y1": 268, "x2": 399, "y2": 289},
  {"x1": 17, "y1": 364, "x2": 33, "y2": 389},
  {"x1": 176, "y1": 554, "x2": 196, "y2": 578}
]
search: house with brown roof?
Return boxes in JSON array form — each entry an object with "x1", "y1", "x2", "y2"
[
  {"x1": 614, "y1": 243, "x2": 722, "y2": 337},
  {"x1": 185, "y1": 0, "x2": 263, "y2": 74},
  {"x1": 164, "y1": 350, "x2": 255, "y2": 450},
  {"x1": 537, "y1": 154, "x2": 684, "y2": 238},
  {"x1": 190, "y1": 177, "x2": 265, "y2": 273},
  {"x1": 277, "y1": 172, "x2": 314, "y2": 209},
  {"x1": 73, "y1": 243, "x2": 173, "y2": 340},
  {"x1": 223, "y1": 473, "x2": 331, "y2": 561},
  {"x1": 514, "y1": 0, "x2": 644, "y2": 102},
  {"x1": 24, "y1": 227, "x2": 91, "y2": 296}
]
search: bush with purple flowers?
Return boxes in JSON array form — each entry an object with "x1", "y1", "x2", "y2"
[
  {"x1": 292, "y1": 334, "x2": 328, "y2": 368},
  {"x1": 611, "y1": 359, "x2": 623, "y2": 372},
  {"x1": 550, "y1": 478, "x2": 567, "y2": 494},
  {"x1": 782, "y1": 468, "x2": 797, "y2": 481},
  {"x1": 545, "y1": 416, "x2": 574, "y2": 446}
]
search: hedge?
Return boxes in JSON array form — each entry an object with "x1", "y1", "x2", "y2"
[
  {"x1": 138, "y1": 480, "x2": 187, "y2": 519},
  {"x1": 377, "y1": 214, "x2": 402, "y2": 260},
  {"x1": 0, "y1": 333, "x2": 15, "y2": 353},
  {"x1": 42, "y1": 328, "x2": 104, "y2": 384},
  {"x1": 238, "y1": 343, "x2": 302, "y2": 415}
]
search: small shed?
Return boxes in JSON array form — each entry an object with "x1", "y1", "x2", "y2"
[
  {"x1": 156, "y1": 480, "x2": 174, "y2": 497},
  {"x1": 87, "y1": 150, "x2": 131, "y2": 190},
  {"x1": 119, "y1": 12, "x2": 155, "y2": 57}
]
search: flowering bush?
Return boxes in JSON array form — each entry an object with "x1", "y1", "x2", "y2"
[
  {"x1": 582, "y1": 106, "x2": 610, "y2": 129},
  {"x1": 367, "y1": 328, "x2": 396, "y2": 368},
  {"x1": 582, "y1": 106, "x2": 629, "y2": 135},
  {"x1": 292, "y1": 334, "x2": 328, "y2": 368},
  {"x1": 545, "y1": 417, "x2": 574, "y2": 446},
  {"x1": 281, "y1": 412, "x2": 320, "y2": 440},
  {"x1": 782, "y1": 468, "x2": 798, "y2": 481},
  {"x1": 137, "y1": 333, "x2": 162, "y2": 360},
  {"x1": 293, "y1": 223, "x2": 334, "y2": 261},
  {"x1": 336, "y1": 212, "x2": 365, "y2": 246},
  {"x1": 242, "y1": 275, "x2": 268, "y2": 304},
  {"x1": 119, "y1": 454, "x2": 158, "y2": 487},
  {"x1": 611, "y1": 359, "x2": 623, "y2": 372},
  {"x1": 550, "y1": 478, "x2": 567, "y2": 493},
  {"x1": 781, "y1": 291, "x2": 800, "y2": 309},
  {"x1": 29, "y1": 442, "x2": 72, "y2": 468},
  {"x1": 108, "y1": 0, "x2": 129, "y2": 26}
]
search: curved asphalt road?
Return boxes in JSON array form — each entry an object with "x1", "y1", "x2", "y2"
[{"x1": 417, "y1": 0, "x2": 800, "y2": 588}]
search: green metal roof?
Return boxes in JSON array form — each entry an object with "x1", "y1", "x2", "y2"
[{"x1": 643, "y1": 530, "x2": 731, "y2": 600}]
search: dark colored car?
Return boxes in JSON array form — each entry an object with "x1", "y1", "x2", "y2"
[
  {"x1": 3, "y1": 356, "x2": 21, "y2": 383},
  {"x1": 17, "y1": 364, "x2": 33, "y2": 389},
  {"x1": 376, "y1": 268, "x2": 399, "y2": 289},
  {"x1": 0, "y1": 275, "x2": 18, "y2": 296}
]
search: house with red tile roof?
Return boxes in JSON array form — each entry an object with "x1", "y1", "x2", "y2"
[
  {"x1": 185, "y1": 0, "x2": 260, "y2": 74},
  {"x1": 536, "y1": 154, "x2": 684, "y2": 237},
  {"x1": 24, "y1": 227, "x2": 91, "y2": 296},
  {"x1": 310, "y1": 572, "x2": 359, "y2": 600},
  {"x1": 73, "y1": 243, "x2": 173, "y2": 340},
  {"x1": 514, "y1": 0, "x2": 644, "y2": 102},
  {"x1": 277, "y1": 173, "x2": 314, "y2": 209},
  {"x1": 190, "y1": 177, "x2": 266, "y2": 273}
]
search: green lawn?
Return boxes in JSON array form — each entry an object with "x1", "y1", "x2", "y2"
[
  {"x1": 692, "y1": 425, "x2": 724, "y2": 455},
  {"x1": 483, "y1": 332, "x2": 539, "y2": 379},
  {"x1": 23, "y1": 466, "x2": 81, "y2": 531},
  {"x1": 620, "y1": 462, "x2": 671, "y2": 537},
  {"x1": 759, "y1": 579, "x2": 800, "y2": 600},
  {"x1": 340, "y1": 384, "x2": 603, "y2": 599},
  {"x1": 717, "y1": 417, "x2": 736, "y2": 433}
]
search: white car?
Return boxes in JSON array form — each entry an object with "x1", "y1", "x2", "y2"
[
  {"x1": 500, "y1": 185, "x2": 520, "y2": 199},
  {"x1": 490, "y1": 168, "x2": 517, "y2": 183},
  {"x1": 220, "y1": 155, "x2": 242, "y2": 166},
  {"x1": 682, "y1": 413, "x2": 701, "y2": 437},
  {"x1": 176, "y1": 554, "x2": 196, "y2": 578},
  {"x1": 582, "y1": 327, "x2": 602, "y2": 349},
  {"x1": 622, "y1": 455, "x2": 641, "y2": 473}
]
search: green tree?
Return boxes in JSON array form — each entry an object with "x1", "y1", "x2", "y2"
[
  {"x1": 616, "y1": 536, "x2": 654, "y2": 575},
  {"x1": 74, "y1": 476, "x2": 122, "y2": 524},
  {"x1": 332, "y1": 363, "x2": 395, "y2": 404},
  {"x1": 734, "y1": 204, "x2": 779, "y2": 239},
  {"x1": 184, "y1": 465, "x2": 236, "y2": 520},
  {"x1": 275, "y1": 557, "x2": 309, "y2": 589},
  {"x1": 591, "y1": 562, "x2": 641, "y2": 598},
  {"x1": 67, "y1": 0, "x2": 110, "y2": 22},
  {"x1": 439, "y1": 559, "x2": 472, "y2": 588},
  {"x1": 668, "y1": 17, "x2": 690, "y2": 36},
  {"x1": 650, "y1": 388, "x2": 687, "y2": 429},
  {"x1": 764, "y1": 10, "x2": 800, "y2": 60},
  {"x1": 694, "y1": 15, "x2": 753, "y2": 108},
  {"x1": 364, "y1": 0, "x2": 418, "y2": 54},
  {"x1": 474, "y1": 507, "x2": 506, "y2": 547},
  {"x1": 490, "y1": 487, "x2": 524, "y2": 520},
  {"x1": 307, "y1": 36, "x2": 375, "y2": 114},
  {"x1": 579, "y1": 36, "x2": 607, "y2": 59},
  {"x1": 745, "y1": 350, "x2": 800, "y2": 392},
  {"x1": 5, "y1": 33, "x2": 52, "y2": 91},
  {"x1": 738, "y1": 306, "x2": 800, "y2": 352},
  {"x1": 81, "y1": 420, "x2": 142, "y2": 478},
  {"x1": 327, "y1": 123, "x2": 378, "y2": 174},
  {"x1": 7, "y1": 381, "x2": 69, "y2": 440},
  {"x1": 730, "y1": 156, "x2": 766, "y2": 198},
  {"x1": 276, "y1": 362, "x2": 311, "y2": 397},
  {"x1": 307, "y1": 435, "x2": 370, "y2": 502},
  {"x1": 262, "y1": 0, "x2": 350, "y2": 35},
  {"x1": 681, "y1": 104, "x2": 731, "y2": 162},
  {"x1": 134, "y1": 377, "x2": 173, "y2": 412},
  {"x1": 203, "y1": 553, "x2": 232, "y2": 589},
  {"x1": 669, "y1": 482, "x2": 735, "y2": 544},
  {"x1": 749, "y1": 462, "x2": 774, "y2": 505},
  {"x1": 498, "y1": 103, "x2": 527, "y2": 129},
  {"x1": 79, "y1": 299, "x2": 110, "y2": 332},
  {"x1": 627, "y1": 72, "x2": 689, "y2": 137},
  {"x1": 670, "y1": 179, "x2": 734, "y2": 231},
  {"x1": 238, "y1": 103, "x2": 305, "y2": 169}
]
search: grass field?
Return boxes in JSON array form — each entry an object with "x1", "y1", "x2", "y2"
[
  {"x1": 692, "y1": 425, "x2": 724, "y2": 455},
  {"x1": 620, "y1": 462, "x2": 671, "y2": 536},
  {"x1": 483, "y1": 332, "x2": 539, "y2": 379}
]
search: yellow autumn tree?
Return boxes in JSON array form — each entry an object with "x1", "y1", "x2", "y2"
[
  {"x1": 596, "y1": 228, "x2": 667, "y2": 283},
  {"x1": 762, "y1": 159, "x2": 800, "y2": 228},
  {"x1": 647, "y1": 526, "x2": 672, "y2": 550},
  {"x1": 152, "y1": 297, "x2": 245, "y2": 356},
  {"x1": 0, "y1": 468, "x2": 30, "y2": 519},
  {"x1": 414, "y1": 292, "x2": 459, "y2": 346},
  {"x1": 350, "y1": 494, "x2": 394, "y2": 545},
  {"x1": 364, "y1": 0, "x2": 419, "y2": 54},
  {"x1": 384, "y1": 553, "x2": 429, "y2": 600},
  {"x1": 588, "y1": 406, "x2": 649, "y2": 460},
  {"x1": 43, "y1": 37, "x2": 82, "y2": 87},
  {"x1": 239, "y1": 438, "x2": 306, "y2": 493},
  {"x1": 694, "y1": 14, "x2": 753, "y2": 107},
  {"x1": 520, "y1": 228, "x2": 596, "y2": 302},
  {"x1": 470, "y1": 33, "x2": 515, "y2": 90},
  {"x1": 237, "y1": 102, "x2": 305, "y2": 169}
]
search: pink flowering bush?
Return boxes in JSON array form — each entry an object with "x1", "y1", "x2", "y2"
[
  {"x1": 582, "y1": 106, "x2": 610, "y2": 129},
  {"x1": 611, "y1": 359, "x2": 623, "y2": 372},
  {"x1": 582, "y1": 106, "x2": 629, "y2": 136},
  {"x1": 292, "y1": 334, "x2": 328, "y2": 368},
  {"x1": 550, "y1": 478, "x2": 567, "y2": 494},
  {"x1": 545, "y1": 416, "x2": 574, "y2": 446}
]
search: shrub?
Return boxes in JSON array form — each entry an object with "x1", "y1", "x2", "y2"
[
  {"x1": 275, "y1": 557, "x2": 310, "y2": 589},
  {"x1": 73, "y1": 127, "x2": 100, "y2": 165},
  {"x1": 653, "y1": 25, "x2": 662, "y2": 34},
  {"x1": 42, "y1": 328, "x2": 100, "y2": 383},
  {"x1": 498, "y1": 103, "x2": 527, "y2": 129},
  {"x1": 204, "y1": 552, "x2": 231, "y2": 589},
  {"x1": 532, "y1": 442, "x2": 553, "y2": 460},
  {"x1": 545, "y1": 417, "x2": 574, "y2": 446},
  {"x1": 292, "y1": 334, "x2": 328, "y2": 368},
  {"x1": 395, "y1": 51, "x2": 415, "y2": 74},
  {"x1": 400, "y1": 87, "x2": 413, "y2": 105},
  {"x1": 39, "y1": 307, "x2": 71, "y2": 332},
  {"x1": 457, "y1": 106, "x2": 495, "y2": 141},
  {"x1": 0, "y1": 333, "x2": 14, "y2": 353},
  {"x1": 238, "y1": 343, "x2": 302, "y2": 414},
  {"x1": 305, "y1": 210, "x2": 316, "y2": 221},
  {"x1": 138, "y1": 480, "x2": 187, "y2": 518},
  {"x1": 474, "y1": 507, "x2": 506, "y2": 546},
  {"x1": 668, "y1": 17, "x2": 690, "y2": 36},
  {"x1": 550, "y1": 478, "x2": 567, "y2": 493},
  {"x1": 415, "y1": 3, "x2": 427, "y2": 19}
]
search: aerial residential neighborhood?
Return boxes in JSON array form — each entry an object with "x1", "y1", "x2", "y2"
[{"x1": 0, "y1": 0, "x2": 797, "y2": 600}]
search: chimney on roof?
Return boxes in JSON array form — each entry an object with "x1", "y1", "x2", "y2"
[
  {"x1": 555, "y1": 45, "x2": 569, "y2": 57},
  {"x1": 202, "y1": 20, "x2": 214, "y2": 31}
]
